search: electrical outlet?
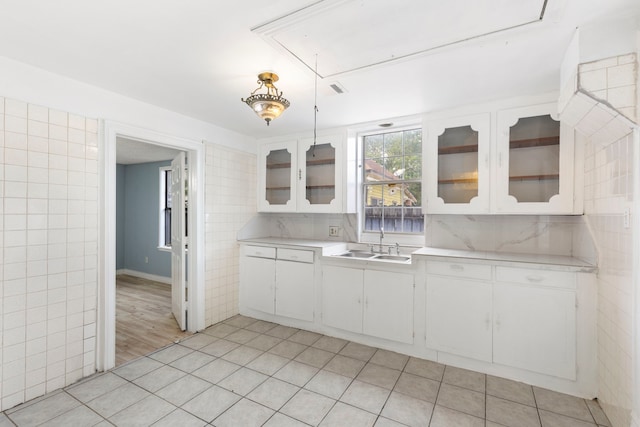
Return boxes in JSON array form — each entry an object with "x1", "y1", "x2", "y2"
[
  {"x1": 329, "y1": 226, "x2": 340, "y2": 237},
  {"x1": 145, "y1": 256, "x2": 149, "y2": 263}
]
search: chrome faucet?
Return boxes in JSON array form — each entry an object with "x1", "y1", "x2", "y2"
[{"x1": 379, "y1": 226, "x2": 384, "y2": 254}]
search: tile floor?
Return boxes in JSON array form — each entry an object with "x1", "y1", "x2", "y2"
[{"x1": 0, "y1": 315, "x2": 611, "y2": 427}]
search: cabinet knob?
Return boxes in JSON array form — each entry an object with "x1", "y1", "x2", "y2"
[
  {"x1": 525, "y1": 275, "x2": 544, "y2": 283},
  {"x1": 299, "y1": 169, "x2": 302, "y2": 180},
  {"x1": 450, "y1": 264, "x2": 464, "y2": 272}
]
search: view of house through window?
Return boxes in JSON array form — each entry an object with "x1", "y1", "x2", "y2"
[{"x1": 363, "y1": 128, "x2": 423, "y2": 234}]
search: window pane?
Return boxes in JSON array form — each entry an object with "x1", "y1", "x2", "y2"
[
  {"x1": 165, "y1": 170, "x2": 172, "y2": 208},
  {"x1": 362, "y1": 128, "x2": 423, "y2": 235},
  {"x1": 364, "y1": 134, "x2": 383, "y2": 159}
]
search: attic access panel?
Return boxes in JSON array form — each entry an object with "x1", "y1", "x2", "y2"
[{"x1": 253, "y1": 0, "x2": 548, "y2": 78}]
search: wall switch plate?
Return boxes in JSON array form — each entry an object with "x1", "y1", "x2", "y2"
[{"x1": 329, "y1": 226, "x2": 340, "y2": 237}]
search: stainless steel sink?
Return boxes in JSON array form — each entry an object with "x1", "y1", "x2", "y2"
[
  {"x1": 334, "y1": 250, "x2": 411, "y2": 263},
  {"x1": 337, "y1": 250, "x2": 375, "y2": 259},
  {"x1": 372, "y1": 254, "x2": 411, "y2": 262}
]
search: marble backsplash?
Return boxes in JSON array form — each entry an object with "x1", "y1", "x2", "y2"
[{"x1": 238, "y1": 212, "x2": 597, "y2": 264}]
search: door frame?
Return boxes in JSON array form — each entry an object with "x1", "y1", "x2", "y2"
[{"x1": 97, "y1": 120, "x2": 206, "y2": 371}]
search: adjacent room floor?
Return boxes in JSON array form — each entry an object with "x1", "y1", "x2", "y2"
[
  {"x1": 116, "y1": 274, "x2": 192, "y2": 366},
  {"x1": 1, "y1": 315, "x2": 610, "y2": 427}
]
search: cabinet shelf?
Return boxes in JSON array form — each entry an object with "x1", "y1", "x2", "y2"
[
  {"x1": 438, "y1": 145, "x2": 479, "y2": 155},
  {"x1": 306, "y1": 185, "x2": 335, "y2": 190},
  {"x1": 509, "y1": 136, "x2": 559, "y2": 149},
  {"x1": 266, "y1": 186, "x2": 292, "y2": 191},
  {"x1": 266, "y1": 159, "x2": 335, "y2": 169},
  {"x1": 438, "y1": 178, "x2": 478, "y2": 185},
  {"x1": 509, "y1": 174, "x2": 559, "y2": 182},
  {"x1": 266, "y1": 162, "x2": 292, "y2": 170}
]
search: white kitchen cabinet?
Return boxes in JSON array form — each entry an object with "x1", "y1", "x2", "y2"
[
  {"x1": 493, "y1": 270, "x2": 577, "y2": 380},
  {"x1": 426, "y1": 275, "x2": 492, "y2": 362},
  {"x1": 495, "y1": 103, "x2": 576, "y2": 214},
  {"x1": 425, "y1": 113, "x2": 491, "y2": 213},
  {"x1": 425, "y1": 260, "x2": 578, "y2": 379},
  {"x1": 258, "y1": 134, "x2": 344, "y2": 213},
  {"x1": 321, "y1": 265, "x2": 363, "y2": 333},
  {"x1": 425, "y1": 103, "x2": 577, "y2": 215},
  {"x1": 321, "y1": 265, "x2": 414, "y2": 344},
  {"x1": 240, "y1": 245, "x2": 315, "y2": 322},
  {"x1": 276, "y1": 249, "x2": 315, "y2": 321},
  {"x1": 240, "y1": 246, "x2": 276, "y2": 314},
  {"x1": 363, "y1": 270, "x2": 414, "y2": 344}
]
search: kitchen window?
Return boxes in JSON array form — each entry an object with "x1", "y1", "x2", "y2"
[
  {"x1": 362, "y1": 128, "x2": 423, "y2": 237},
  {"x1": 159, "y1": 166, "x2": 172, "y2": 249}
]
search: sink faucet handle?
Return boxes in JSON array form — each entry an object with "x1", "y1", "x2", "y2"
[{"x1": 395, "y1": 242, "x2": 400, "y2": 255}]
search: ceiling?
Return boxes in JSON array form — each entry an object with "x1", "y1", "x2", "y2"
[{"x1": 0, "y1": 0, "x2": 637, "y2": 140}]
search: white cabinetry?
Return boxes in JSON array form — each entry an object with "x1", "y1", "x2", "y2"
[
  {"x1": 425, "y1": 103, "x2": 577, "y2": 214},
  {"x1": 425, "y1": 260, "x2": 577, "y2": 380},
  {"x1": 493, "y1": 267, "x2": 576, "y2": 379},
  {"x1": 322, "y1": 265, "x2": 414, "y2": 344},
  {"x1": 258, "y1": 134, "x2": 344, "y2": 213},
  {"x1": 495, "y1": 103, "x2": 575, "y2": 214},
  {"x1": 240, "y1": 245, "x2": 315, "y2": 322},
  {"x1": 426, "y1": 261, "x2": 492, "y2": 362},
  {"x1": 425, "y1": 113, "x2": 491, "y2": 213}
]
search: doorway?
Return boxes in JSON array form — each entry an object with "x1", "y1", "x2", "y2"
[
  {"x1": 99, "y1": 121, "x2": 206, "y2": 371},
  {"x1": 114, "y1": 139, "x2": 189, "y2": 365}
]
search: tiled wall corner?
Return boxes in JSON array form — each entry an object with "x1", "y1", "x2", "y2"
[
  {"x1": 579, "y1": 53, "x2": 638, "y2": 123},
  {"x1": 583, "y1": 131, "x2": 635, "y2": 427},
  {"x1": 204, "y1": 144, "x2": 257, "y2": 327},
  {"x1": 0, "y1": 97, "x2": 98, "y2": 411}
]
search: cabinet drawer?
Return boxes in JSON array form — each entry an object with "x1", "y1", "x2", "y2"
[
  {"x1": 244, "y1": 245, "x2": 276, "y2": 259},
  {"x1": 427, "y1": 260, "x2": 492, "y2": 281},
  {"x1": 278, "y1": 248, "x2": 314, "y2": 263},
  {"x1": 496, "y1": 266, "x2": 575, "y2": 289}
]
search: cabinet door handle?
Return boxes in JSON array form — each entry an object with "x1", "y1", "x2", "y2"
[
  {"x1": 495, "y1": 315, "x2": 501, "y2": 331},
  {"x1": 525, "y1": 275, "x2": 544, "y2": 283},
  {"x1": 298, "y1": 169, "x2": 302, "y2": 180},
  {"x1": 450, "y1": 264, "x2": 464, "y2": 272},
  {"x1": 485, "y1": 313, "x2": 491, "y2": 330}
]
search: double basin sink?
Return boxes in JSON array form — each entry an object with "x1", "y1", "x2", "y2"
[{"x1": 334, "y1": 249, "x2": 411, "y2": 263}]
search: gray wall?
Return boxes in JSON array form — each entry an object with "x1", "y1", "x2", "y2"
[{"x1": 116, "y1": 160, "x2": 172, "y2": 278}]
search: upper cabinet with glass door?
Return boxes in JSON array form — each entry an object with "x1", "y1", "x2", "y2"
[
  {"x1": 258, "y1": 135, "x2": 344, "y2": 213},
  {"x1": 425, "y1": 114, "x2": 491, "y2": 214},
  {"x1": 495, "y1": 103, "x2": 575, "y2": 214}
]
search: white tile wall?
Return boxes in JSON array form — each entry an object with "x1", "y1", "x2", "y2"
[
  {"x1": 583, "y1": 131, "x2": 635, "y2": 427},
  {"x1": 204, "y1": 144, "x2": 256, "y2": 326},
  {"x1": 579, "y1": 53, "x2": 638, "y2": 123},
  {"x1": 0, "y1": 97, "x2": 98, "y2": 411}
]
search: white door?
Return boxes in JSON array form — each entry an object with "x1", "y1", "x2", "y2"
[
  {"x1": 363, "y1": 270, "x2": 414, "y2": 344},
  {"x1": 493, "y1": 283, "x2": 576, "y2": 379},
  {"x1": 426, "y1": 276, "x2": 492, "y2": 362},
  {"x1": 171, "y1": 152, "x2": 187, "y2": 330},
  {"x1": 276, "y1": 260, "x2": 314, "y2": 321},
  {"x1": 321, "y1": 266, "x2": 363, "y2": 333}
]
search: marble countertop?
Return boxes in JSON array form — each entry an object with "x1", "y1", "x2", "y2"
[
  {"x1": 412, "y1": 247, "x2": 596, "y2": 271},
  {"x1": 238, "y1": 238, "x2": 597, "y2": 271}
]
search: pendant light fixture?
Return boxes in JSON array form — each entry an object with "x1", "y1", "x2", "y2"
[{"x1": 241, "y1": 72, "x2": 290, "y2": 126}]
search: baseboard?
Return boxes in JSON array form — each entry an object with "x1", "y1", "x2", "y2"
[{"x1": 116, "y1": 269, "x2": 171, "y2": 285}]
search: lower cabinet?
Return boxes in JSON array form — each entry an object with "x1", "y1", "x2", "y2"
[
  {"x1": 426, "y1": 276, "x2": 492, "y2": 362},
  {"x1": 240, "y1": 245, "x2": 314, "y2": 322},
  {"x1": 426, "y1": 260, "x2": 578, "y2": 380},
  {"x1": 322, "y1": 265, "x2": 414, "y2": 344}
]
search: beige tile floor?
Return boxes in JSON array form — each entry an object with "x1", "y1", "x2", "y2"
[{"x1": 0, "y1": 315, "x2": 611, "y2": 427}]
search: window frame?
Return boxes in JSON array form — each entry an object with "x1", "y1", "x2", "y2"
[
  {"x1": 357, "y1": 124, "x2": 424, "y2": 246},
  {"x1": 158, "y1": 166, "x2": 172, "y2": 251}
]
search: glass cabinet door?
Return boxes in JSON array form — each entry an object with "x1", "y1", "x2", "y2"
[
  {"x1": 496, "y1": 103, "x2": 575, "y2": 214},
  {"x1": 297, "y1": 136, "x2": 343, "y2": 213},
  {"x1": 425, "y1": 114, "x2": 490, "y2": 213},
  {"x1": 507, "y1": 114, "x2": 560, "y2": 203},
  {"x1": 304, "y1": 143, "x2": 336, "y2": 205},
  {"x1": 258, "y1": 141, "x2": 297, "y2": 212},
  {"x1": 437, "y1": 125, "x2": 479, "y2": 204}
]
